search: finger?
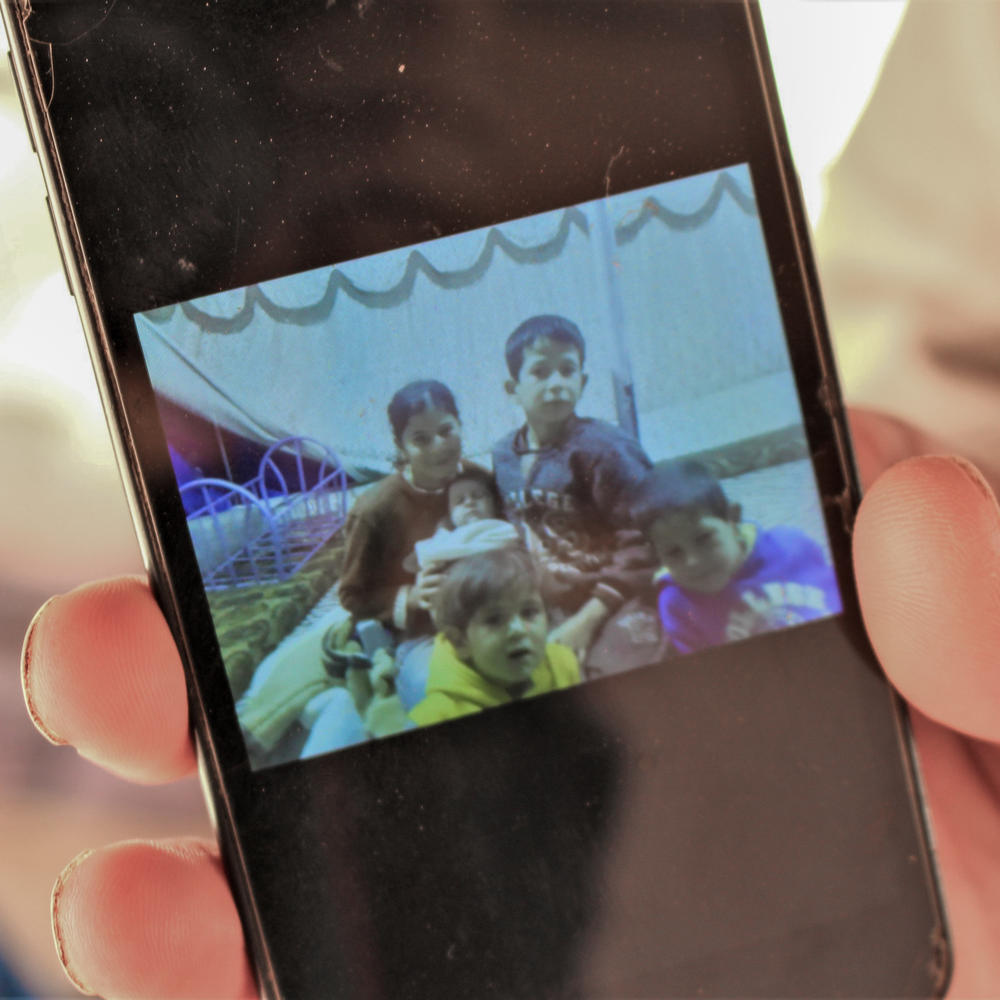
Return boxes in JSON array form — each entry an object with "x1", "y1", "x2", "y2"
[
  {"x1": 53, "y1": 838, "x2": 255, "y2": 1000},
  {"x1": 847, "y1": 407, "x2": 945, "y2": 489},
  {"x1": 21, "y1": 576, "x2": 195, "y2": 783},
  {"x1": 854, "y1": 454, "x2": 1000, "y2": 742}
]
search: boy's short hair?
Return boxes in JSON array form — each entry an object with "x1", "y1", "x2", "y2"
[
  {"x1": 447, "y1": 465, "x2": 505, "y2": 521},
  {"x1": 435, "y1": 548, "x2": 539, "y2": 636},
  {"x1": 631, "y1": 459, "x2": 730, "y2": 530},
  {"x1": 505, "y1": 314, "x2": 586, "y2": 378}
]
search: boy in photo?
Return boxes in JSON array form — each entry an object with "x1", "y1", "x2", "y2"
[
  {"x1": 632, "y1": 459, "x2": 842, "y2": 654},
  {"x1": 492, "y1": 315, "x2": 654, "y2": 659},
  {"x1": 409, "y1": 548, "x2": 581, "y2": 727}
]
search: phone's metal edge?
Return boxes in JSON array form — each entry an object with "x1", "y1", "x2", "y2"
[
  {"x1": 0, "y1": 4, "x2": 281, "y2": 996},
  {"x1": 743, "y1": 2, "x2": 954, "y2": 994}
]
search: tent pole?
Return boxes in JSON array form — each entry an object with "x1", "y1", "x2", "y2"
[
  {"x1": 593, "y1": 199, "x2": 639, "y2": 441},
  {"x1": 214, "y1": 421, "x2": 235, "y2": 482}
]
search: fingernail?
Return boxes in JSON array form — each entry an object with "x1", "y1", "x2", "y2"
[
  {"x1": 21, "y1": 596, "x2": 69, "y2": 746},
  {"x1": 943, "y1": 454, "x2": 1000, "y2": 515},
  {"x1": 51, "y1": 849, "x2": 97, "y2": 996}
]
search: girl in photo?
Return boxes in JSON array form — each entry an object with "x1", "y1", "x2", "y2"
[{"x1": 338, "y1": 378, "x2": 466, "y2": 636}]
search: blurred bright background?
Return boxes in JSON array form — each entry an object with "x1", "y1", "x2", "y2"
[{"x1": 0, "y1": 4, "x2": 905, "y2": 995}]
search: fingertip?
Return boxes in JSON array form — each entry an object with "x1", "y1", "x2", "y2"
[
  {"x1": 22, "y1": 576, "x2": 196, "y2": 783},
  {"x1": 53, "y1": 839, "x2": 256, "y2": 1000},
  {"x1": 21, "y1": 595, "x2": 69, "y2": 747},
  {"x1": 51, "y1": 849, "x2": 97, "y2": 996},
  {"x1": 847, "y1": 408, "x2": 937, "y2": 490},
  {"x1": 855, "y1": 454, "x2": 1000, "y2": 741}
]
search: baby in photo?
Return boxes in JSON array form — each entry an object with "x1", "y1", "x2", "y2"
[{"x1": 408, "y1": 465, "x2": 520, "y2": 576}]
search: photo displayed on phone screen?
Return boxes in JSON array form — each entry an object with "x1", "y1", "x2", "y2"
[{"x1": 134, "y1": 163, "x2": 844, "y2": 770}]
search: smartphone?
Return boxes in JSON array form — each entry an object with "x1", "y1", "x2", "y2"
[{"x1": 3, "y1": 1, "x2": 949, "y2": 996}]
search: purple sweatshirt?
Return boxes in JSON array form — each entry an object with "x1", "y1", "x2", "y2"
[{"x1": 657, "y1": 525, "x2": 843, "y2": 654}]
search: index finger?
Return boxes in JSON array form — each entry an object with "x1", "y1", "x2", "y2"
[{"x1": 22, "y1": 576, "x2": 196, "y2": 784}]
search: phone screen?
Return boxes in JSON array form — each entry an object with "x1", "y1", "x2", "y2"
[
  {"x1": 134, "y1": 164, "x2": 845, "y2": 769},
  {"x1": 10, "y1": 1, "x2": 946, "y2": 995}
]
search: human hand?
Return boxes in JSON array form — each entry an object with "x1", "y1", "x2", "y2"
[
  {"x1": 21, "y1": 577, "x2": 257, "y2": 999},
  {"x1": 848, "y1": 409, "x2": 1000, "y2": 997},
  {"x1": 407, "y1": 564, "x2": 447, "y2": 613},
  {"x1": 19, "y1": 408, "x2": 1000, "y2": 997},
  {"x1": 548, "y1": 597, "x2": 608, "y2": 663}
]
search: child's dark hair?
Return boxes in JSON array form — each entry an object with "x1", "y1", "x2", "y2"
[
  {"x1": 435, "y1": 548, "x2": 540, "y2": 636},
  {"x1": 387, "y1": 380, "x2": 459, "y2": 444},
  {"x1": 505, "y1": 314, "x2": 586, "y2": 378},
  {"x1": 631, "y1": 459, "x2": 730, "y2": 530},
  {"x1": 446, "y1": 465, "x2": 505, "y2": 523}
]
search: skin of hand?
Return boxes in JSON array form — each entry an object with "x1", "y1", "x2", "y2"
[
  {"x1": 547, "y1": 596, "x2": 609, "y2": 662},
  {"x1": 18, "y1": 407, "x2": 1000, "y2": 999},
  {"x1": 407, "y1": 564, "x2": 447, "y2": 614}
]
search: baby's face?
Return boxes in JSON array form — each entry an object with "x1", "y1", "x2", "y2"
[
  {"x1": 649, "y1": 510, "x2": 747, "y2": 594},
  {"x1": 454, "y1": 581, "x2": 548, "y2": 688},
  {"x1": 448, "y1": 478, "x2": 496, "y2": 527}
]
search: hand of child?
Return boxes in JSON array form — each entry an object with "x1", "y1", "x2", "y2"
[
  {"x1": 724, "y1": 594, "x2": 805, "y2": 642},
  {"x1": 548, "y1": 597, "x2": 608, "y2": 663},
  {"x1": 538, "y1": 560, "x2": 588, "y2": 603},
  {"x1": 369, "y1": 648, "x2": 398, "y2": 698},
  {"x1": 364, "y1": 692, "x2": 414, "y2": 739},
  {"x1": 17, "y1": 408, "x2": 1000, "y2": 998},
  {"x1": 407, "y1": 564, "x2": 447, "y2": 613}
]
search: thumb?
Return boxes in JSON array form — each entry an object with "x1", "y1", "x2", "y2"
[{"x1": 854, "y1": 454, "x2": 1000, "y2": 743}]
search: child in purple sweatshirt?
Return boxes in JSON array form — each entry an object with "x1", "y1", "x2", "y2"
[{"x1": 632, "y1": 460, "x2": 842, "y2": 655}]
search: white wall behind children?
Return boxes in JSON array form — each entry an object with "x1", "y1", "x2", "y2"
[{"x1": 138, "y1": 165, "x2": 794, "y2": 469}]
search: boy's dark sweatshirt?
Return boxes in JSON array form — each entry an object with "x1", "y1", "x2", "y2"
[{"x1": 492, "y1": 415, "x2": 655, "y2": 614}]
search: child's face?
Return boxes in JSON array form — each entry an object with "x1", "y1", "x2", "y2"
[
  {"x1": 453, "y1": 580, "x2": 548, "y2": 688},
  {"x1": 506, "y1": 336, "x2": 587, "y2": 429},
  {"x1": 447, "y1": 478, "x2": 497, "y2": 527},
  {"x1": 398, "y1": 407, "x2": 462, "y2": 490},
  {"x1": 648, "y1": 509, "x2": 747, "y2": 594}
]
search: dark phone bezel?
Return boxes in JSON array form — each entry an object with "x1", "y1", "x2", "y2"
[{"x1": 3, "y1": 1, "x2": 951, "y2": 995}]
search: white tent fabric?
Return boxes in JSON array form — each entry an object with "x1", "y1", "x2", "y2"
[{"x1": 136, "y1": 163, "x2": 804, "y2": 475}]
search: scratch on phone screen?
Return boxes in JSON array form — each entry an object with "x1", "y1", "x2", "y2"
[
  {"x1": 604, "y1": 145, "x2": 625, "y2": 198},
  {"x1": 60, "y1": 0, "x2": 120, "y2": 45},
  {"x1": 43, "y1": 41, "x2": 54, "y2": 108},
  {"x1": 18, "y1": 2, "x2": 53, "y2": 108},
  {"x1": 318, "y1": 45, "x2": 344, "y2": 72},
  {"x1": 830, "y1": 485, "x2": 854, "y2": 537},
  {"x1": 25, "y1": 0, "x2": 120, "y2": 47},
  {"x1": 24, "y1": 0, "x2": 121, "y2": 108}
]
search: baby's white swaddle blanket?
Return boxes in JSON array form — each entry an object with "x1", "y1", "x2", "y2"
[{"x1": 413, "y1": 519, "x2": 521, "y2": 571}]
